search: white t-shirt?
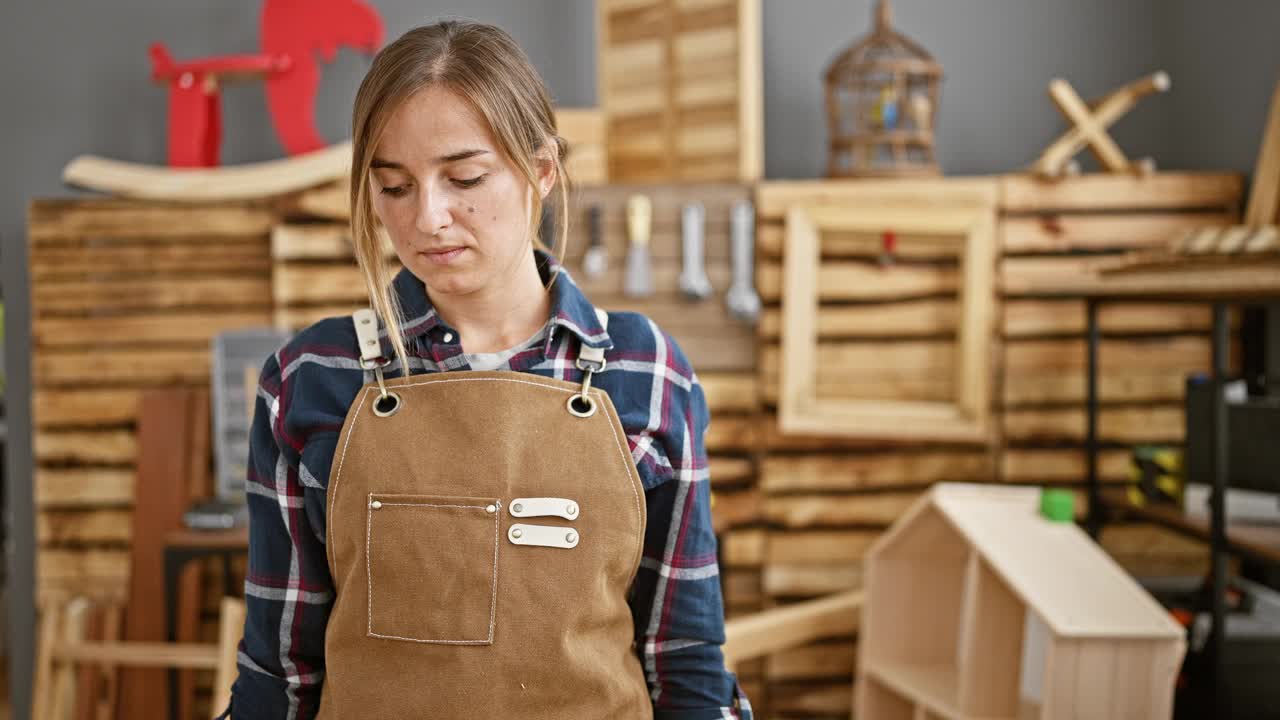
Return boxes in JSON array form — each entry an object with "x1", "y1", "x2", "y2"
[{"x1": 462, "y1": 323, "x2": 550, "y2": 371}]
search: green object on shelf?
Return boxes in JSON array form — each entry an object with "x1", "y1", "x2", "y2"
[{"x1": 1039, "y1": 488, "x2": 1075, "y2": 523}]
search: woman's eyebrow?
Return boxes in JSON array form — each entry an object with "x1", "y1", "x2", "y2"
[{"x1": 371, "y1": 149, "x2": 490, "y2": 169}]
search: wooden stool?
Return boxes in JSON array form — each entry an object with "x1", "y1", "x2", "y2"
[{"x1": 33, "y1": 593, "x2": 245, "y2": 720}]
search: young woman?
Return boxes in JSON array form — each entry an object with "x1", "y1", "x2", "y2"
[{"x1": 225, "y1": 19, "x2": 752, "y2": 720}]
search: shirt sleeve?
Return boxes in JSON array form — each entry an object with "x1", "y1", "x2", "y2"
[
  {"x1": 629, "y1": 333, "x2": 754, "y2": 720},
  {"x1": 222, "y1": 352, "x2": 334, "y2": 719}
]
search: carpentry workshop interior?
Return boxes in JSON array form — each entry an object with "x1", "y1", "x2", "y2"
[{"x1": 3, "y1": 1, "x2": 1280, "y2": 718}]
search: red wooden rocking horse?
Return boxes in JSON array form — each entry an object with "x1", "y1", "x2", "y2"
[{"x1": 150, "y1": 0, "x2": 383, "y2": 167}]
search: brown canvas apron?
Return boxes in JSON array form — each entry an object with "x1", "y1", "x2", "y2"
[{"x1": 316, "y1": 307, "x2": 653, "y2": 719}]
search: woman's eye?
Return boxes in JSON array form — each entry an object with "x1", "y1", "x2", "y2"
[
  {"x1": 379, "y1": 185, "x2": 409, "y2": 197},
  {"x1": 453, "y1": 174, "x2": 487, "y2": 188}
]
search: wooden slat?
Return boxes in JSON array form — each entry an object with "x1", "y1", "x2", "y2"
[
  {"x1": 33, "y1": 311, "x2": 273, "y2": 348},
  {"x1": 722, "y1": 528, "x2": 766, "y2": 567},
  {"x1": 999, "y1": 173, "x2": 1242, "y2": 213},
  {"x1": 760, "y1": 341, "x2": 956, "y2": 404},
  {"x1": 35, "y1": 348, "x2": 210, "y2": 387},
  {"x1": 37, "y1": 510, "x2": 132, "y2": 545},
  {"x1": 757, "y1": 224, "x2": 964, "y2": 261},
  {"x1": 712, "y1": 487, "x2": 761, "y2": 532},
  {"x1": 27, "y1": 200, "x2": 274, "y2": 243},
  {"x1": 1005, "y1": 335, "x2": 1210, "y2": 372},
  {"x1": 755, "y1": 178, "x2": 999, "y2": 222},
  {"x1": 35, "y1": 430, "x2": 137, "y2": 464},
  {"x1": 1002, "y1": 300, "x2": 1212, "y2": 337},
  {"x1": 29, "y1": 241, "x2": 271, "y2": 279},
  {"x1": 760, "y1": 453, "x2": 995, "y2": 491},
  {"x1": 36, "y1": 469, "x2": 135, "y2": 508},
  {"x1": 766, "y1": 641, "x2": 856, "y2": 681},
  {"x1": 33, "y1": 390, "x2": 141, "y2": 428},
  {"x1": 762, "y1": 492, "x2": 922, "y2": 528},
  {"x1": 771, "y1": 682, "x2": 853, "y2": 716},
  {"x1": 767, "y1": 530, "x2": 882, "y2": 564},
  {"x1": 1000, "y1": 211, "x2": 1235, "y2": 253},
  {"x1": 1244, "y1": 80, "x2": 1280, "y2": 226},
  {"x1": 758, "y1": 260, "x2": 957, "y2": 302},
  {"x1": 1005, "y1": 368, "x2": 1196, "y2": 407},
  {"x1": 709, "y1": 456, "x2": 755, "y2": 486},
  {"x1": 51, "y1": 642, "x2": 219, "y2": 669},
  {"x1": 699, "y1": 372, "x2": 759, "y2": 412},
  {"x1": 37, "y1": 550, "x2": 131, "y2": 592},
  {"x1": 763, "y1": 563, "x2": 864, "y2": 597},
  {"x1": 272, "y1": 264, "x2": 374, "y2": 305},
  {"x1": 759, "y1": 299, "x2": 958, "y2": 340},
  {"x1": 999, "y1": 447, "x2": 1132, "y2": 484},
  {"x1": 1002, "y1": 405, "x2": 1184, "y2": 444},
  {"x1": 33, "y1": 276, "x2": 272, "y2": 314},
  {"x1": 704, "y1": 414, "x2": 760, "y2": 452}
]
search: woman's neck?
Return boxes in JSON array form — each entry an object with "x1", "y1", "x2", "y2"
[{"x1": 427, "y1": 248, "x2": 551, "y2": 354}]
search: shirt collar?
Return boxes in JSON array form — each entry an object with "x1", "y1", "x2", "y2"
[{"x1": 388, "y1": 247, "x2": 612, "y2": 355}]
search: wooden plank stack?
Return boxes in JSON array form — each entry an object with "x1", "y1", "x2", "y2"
[
  {"x1": 27, "y1": 198, "x2": 274, "y2": 606},
  {"x1": 596, "y1": 0, "x2": 763, "y2": 183}
]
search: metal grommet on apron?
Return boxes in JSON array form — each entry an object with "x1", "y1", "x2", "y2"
[
  {"x1": 319, "y1": 305, "x2": 651, "y2": 720},
  {"x1": 567, "y1": 330, "x2": 608, "y2": 418},
  {"x1": 353, "y1": 308, "x2": 401, "y2": 418}
]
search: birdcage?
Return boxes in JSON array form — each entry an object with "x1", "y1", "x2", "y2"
[{"x1": 824, "y1": 0, "x2": 942, "y2": 177}]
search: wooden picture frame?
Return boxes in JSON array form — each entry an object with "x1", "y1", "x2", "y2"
[{"x1": 779, "y1": 202, "x2": 996, "y2": 442}]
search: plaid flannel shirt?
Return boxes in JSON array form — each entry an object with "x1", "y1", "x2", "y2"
[{"x1": 224, "y1": 249, "x2": 752, "y2": 719}]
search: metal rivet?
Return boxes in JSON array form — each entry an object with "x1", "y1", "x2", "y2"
[
  {"x1": 513, "y1": 503, "x2": 524, "y2": 513},
  {"x1": 566, "y1": 503, "x2": 577, "y2": 516},
  {"x1": 371, "y1": 500, "x2": 382, "y2": 509},
  {"x1": 566, "y1": 531, "x2": 577, "y2": 543},
  {"x1": 485, "y1": 504, "x2": 496, "y2": 513},
  {"x1": 443, "y1": 332, "x2": 454, "y2": 343},
  {"x1": 512, "y1": 528, "x2": 523, "y2": 539},
  {"x1": 365, "y1": 339, "x2": 376, "y2": 346},
  {"x1": 360, "y1": 317, "x2": 371, "y2": 325}
]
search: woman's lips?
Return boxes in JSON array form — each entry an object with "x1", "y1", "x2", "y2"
[{"x1": 421, "y1": 246, "x2": 467, "y2": 265}]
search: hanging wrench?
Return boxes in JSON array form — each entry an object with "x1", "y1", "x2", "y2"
[
  {"x1": 582, "y1": 203, "x2": 607, "y2": 281},
  {"x1": 679, "y1": 203, "x2": 713, "y2": 300},
  {"x1": 726, "y1": 200, "x2": 761, "y2": 323},
  {"x1": 623, "y1": 195, "x2": 654, "y2": 297}
]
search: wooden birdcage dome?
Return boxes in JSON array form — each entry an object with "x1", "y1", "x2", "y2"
[{"x1": 824, "y1": 0, "x2": 942, "y2": 177}]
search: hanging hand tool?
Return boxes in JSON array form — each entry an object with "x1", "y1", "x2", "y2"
[
  {"x1": 678, "y1": 203, "x2": 713, "y2": 300},
  {"x1": 582, "y1": 203, "x2": 607, "y2": 281},
  {"x1": 726, "y1": 200, "x2": 761, "y2": 322},
  {"x1": 623, "y1": 195, "x2": 654, "y2": 297}
]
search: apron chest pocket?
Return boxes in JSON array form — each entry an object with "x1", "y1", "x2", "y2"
[{"x1": 365, "y1": 493, "x2": 501, "y2": 644}]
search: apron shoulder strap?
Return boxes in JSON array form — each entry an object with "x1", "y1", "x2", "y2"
[
  {"x1": 352, "y1": 308, "x2": 383, "y2": 362},
  {"x1": 579, "y1": 308, "x2": 610, "y2": 367}
]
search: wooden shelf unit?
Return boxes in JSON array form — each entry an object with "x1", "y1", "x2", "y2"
[{"x1": 857, "y1": 484, "x2": 1185, "y2": 720}]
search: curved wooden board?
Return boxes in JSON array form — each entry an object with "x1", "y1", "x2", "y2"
[{"x1": 61, "y1": 141, "x2": 352, "y2": 202}]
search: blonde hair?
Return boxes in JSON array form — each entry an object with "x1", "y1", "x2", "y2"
[{"x1": 349, "y1": 19, "x2": 571, "y2": 373}]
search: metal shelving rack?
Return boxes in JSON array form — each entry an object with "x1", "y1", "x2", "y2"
[{"x1": 1083, "y1": 296, "x2": 1280, "y2": 719}]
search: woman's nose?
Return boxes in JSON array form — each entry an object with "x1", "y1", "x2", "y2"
[{"x1": 414, "y1": 185, "x2": 451, "y2": 236}]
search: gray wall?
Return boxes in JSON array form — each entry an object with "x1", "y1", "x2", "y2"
[{"x1": 2, "y1": 2, "x2": 1279, "y2": 718}]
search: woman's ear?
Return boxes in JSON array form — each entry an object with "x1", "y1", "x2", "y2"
[{"x1": 535, "y1": 141, "x2": 558, "y2": 199}]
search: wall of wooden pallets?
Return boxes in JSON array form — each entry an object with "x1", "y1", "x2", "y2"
[{"x1": 721, "y1": 172, "x2": 1244, "y2": 719}]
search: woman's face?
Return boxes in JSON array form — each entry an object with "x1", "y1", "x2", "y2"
[{"x1": 369, "y1": 84, "x2": 552, "y2": 297}]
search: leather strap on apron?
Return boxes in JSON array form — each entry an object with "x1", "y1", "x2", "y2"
[{"x1": 317, "y1": 308, "x2": 652, "y2": 719}]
